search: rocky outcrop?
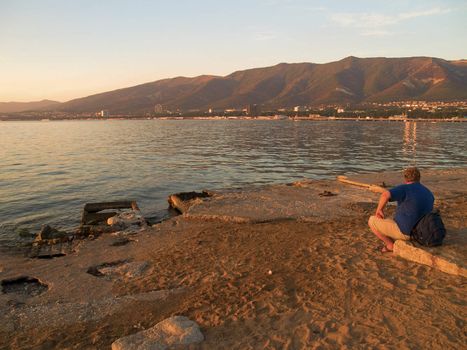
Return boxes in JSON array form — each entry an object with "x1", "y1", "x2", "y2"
[
  {"x1": 80, "y1": 201, "x2": 147, "y2": 236},
  {"x1": 111, "y1": 316, "x2": 204, "y2": 350},
  {"x1": 107, "y1": 211, "x2": 146, "y2": 230},
  {"x1": 168, "y1": 191, "x2": 212, "y2": 213},
  {"x1": 34, "y1": 225, "x2": 70, "y2": 244}
]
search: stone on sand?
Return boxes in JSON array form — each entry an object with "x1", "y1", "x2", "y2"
[
  {"x1": 35, "y1": 224, "x2": 68, "y2": 241},
  {"x1": 111, "y1": 316, "x2": 204, "y2": 350}
]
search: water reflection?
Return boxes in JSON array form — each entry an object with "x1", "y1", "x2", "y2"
[{"x1": 403, "y1": 121, "x2": 417, "y2": 162}]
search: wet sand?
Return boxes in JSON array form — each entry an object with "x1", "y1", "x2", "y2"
[{"x1": 0, "y1": 169, "x2": 465, "y2": 349}]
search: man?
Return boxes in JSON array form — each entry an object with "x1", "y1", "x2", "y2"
[{"x1": 368, "y1": 167, "x2": 434, "y2": 253}]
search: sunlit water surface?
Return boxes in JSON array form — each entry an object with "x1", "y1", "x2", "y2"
[{"x1": 0, "y1": 119, "x2": 465, "y2": 249}]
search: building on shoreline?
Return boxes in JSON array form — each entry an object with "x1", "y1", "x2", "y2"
[
  {"x1": 247, "y1": 104, "x2": 261, "y2": 116},
  {"x1": 98, "y1": 110, "x2": 109, "y2": 117},
  {"x1": 154, "y1": 104, "x2": 164, "y2": 114}
]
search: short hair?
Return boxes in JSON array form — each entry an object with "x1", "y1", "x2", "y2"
[{"x1": 404, "y1": 167, "x2": 420, "y2": 182}]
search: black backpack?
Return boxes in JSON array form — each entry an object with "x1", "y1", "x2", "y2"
[{"x1": 411, "y1": 210, "x2": 446, "y2": 247}]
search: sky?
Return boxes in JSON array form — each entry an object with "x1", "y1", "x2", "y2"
[{"x1": 1, "y1": 0, "x2": 466, "y2": 102}]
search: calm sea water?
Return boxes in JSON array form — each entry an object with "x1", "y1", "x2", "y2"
[{"x1": 0, "y1": 119, "x2": 465, "y2": 248}]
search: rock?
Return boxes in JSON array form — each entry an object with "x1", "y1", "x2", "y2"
[
  {"x1": 168, "y1": 191, "x2": 212, "y2": 213},
  {"x1": 318, "y1": 190, "x2": 336, "y2": 197},
  {"x1": 107, "y1": 216, "x2": 125, "y2": 227},
  {"x1": 111, "y1": 316, "x2": 204, "y2": 350},
  {"x1": 107, "y1": 211, "x2": 145, "y2": 228},
  {"x1": 80, "y1": 201, "x2": 148, "y2": 236},
  {"x1": 35, "y1": 225, "x2": 68, "y2": 241},
  {"x1": 16, "y1": 227, "x2": 35, "y2": 238}
]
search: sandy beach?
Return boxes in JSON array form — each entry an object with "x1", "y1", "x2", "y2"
[{"x1": 0, "y1": 169, "x2": 465, "y2": 349}]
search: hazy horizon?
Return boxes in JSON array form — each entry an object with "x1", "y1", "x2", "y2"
[{"x1": 1, "y1": 0, "x2": 466, "y2": 102}]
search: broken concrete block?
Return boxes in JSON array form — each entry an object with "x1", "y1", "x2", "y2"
[
  {"x1": 168, "y1": 191, "x2": 212, "y2": 213},
  {"x1": 393, "y1": 240, "x2": 466, "y2": 277},
  {"x1": 35, "y1": 225, "x2": 68, "y2": 242}
]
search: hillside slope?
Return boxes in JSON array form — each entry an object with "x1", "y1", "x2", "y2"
[
  {"x1": 52, "y1": 57, "x2": 467, "y2": 113},
  {"x1": 0, "y1": 100, "x2": 60, "y2": 113}
]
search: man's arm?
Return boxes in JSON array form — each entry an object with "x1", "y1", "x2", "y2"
[{"x1": 375, "y1": 190, "x2": 391, "y2": 219}]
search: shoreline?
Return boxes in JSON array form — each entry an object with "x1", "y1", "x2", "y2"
[
  {"x1": 1, "y1": 169, "x2": 466, "y2": 348},
  {"x1": 3, "y1": 164, "x2": 467, "y2": 255},
  {"x1": 1, "y1": 115, "x2": 466, "y2": 122}
]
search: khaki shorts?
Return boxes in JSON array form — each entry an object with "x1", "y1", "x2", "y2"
[{"x1": 368, "y1": 215, "x2": 410, "y2": 241}]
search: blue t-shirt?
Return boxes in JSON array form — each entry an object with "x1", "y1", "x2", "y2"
[{"x1": 389, "y1": 182, "x2": 434, "y2": 235}]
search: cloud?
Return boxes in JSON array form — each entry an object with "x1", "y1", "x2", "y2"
[
  {"x1": 253, "y1": 32, "x2": 277, "y2": 41},
  {"x1": 330, "y1": 7, "x2": 451, "y2": 31},
  {"x1": 360, "y1": 29, "x2": 393, "y2": 37},
  {"x1": 399, "y1": 7, "x2": 451, "y2": 20}
]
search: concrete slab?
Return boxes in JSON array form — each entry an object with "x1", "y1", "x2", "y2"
[
  {"x1": 177, "y1": 182, "x2": 378, "y2": 224},
  {"x1": 394, "y1": 229, "x2": 467, "y2": 277}
]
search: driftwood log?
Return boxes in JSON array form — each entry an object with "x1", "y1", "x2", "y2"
[{"x1": 337, "y1": 176, "x2": 386, "y2": 193}]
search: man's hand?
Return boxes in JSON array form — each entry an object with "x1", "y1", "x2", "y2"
[
  {"x1": 375, "y1": 191, "x2": 390, "y2": 219},
  {"x1": 376, "y1": 209, "x2": 385, "y2": 219}
]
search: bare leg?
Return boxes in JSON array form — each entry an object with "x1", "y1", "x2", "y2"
[{"x1": 369, "y1": 222, "x2": 394, "y2": 251}]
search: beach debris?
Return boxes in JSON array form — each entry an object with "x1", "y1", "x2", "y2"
[
  {"x1": 318, "y1": 190, "x2": 337, "y2": 197},
  {"x1": 80, "y1": 200, "x2": 147, "y2": 236},
  {"x1": 110, "y1": 237, "x2": 136, "y2": 246},
  {"x1": 168, "y1": 191, "x2": 212, "y2": 213},
  {"x1": 35, "y1": 252, "x2": 66, "y2": 259},
  {"x1": 1, "y1": 276, "x2": 48, "y2": 297},
  {"x1": 34, "y1": 224, "x2": 69, "y2": 242},
  {"x1": 87, "y1": 260, "x2": 150, "y2": 280},
  {"x1": 16, "y1": 227, "x2": 35, "y2": 238},
  {"x1": 107, "y1": 210, "x2": 145, "y2": 229},
  {"x1": 393, "y1": 237, "x2": 466, "y2": 277},
  {"x1": 268, "y1": 270, "x2": 273, "y2": 275},
  {"x1": 28, "y1": 237, "x2": 75, "y2": 259},
  {"x1": 111, "y1": 315, "x2": 204, "y2": 350},
  {"x1": 290, "y1": 179, "x2": 315, "y2": 188},
  {"x1": 337, "y1": 175, "x2": 386, "y2": 193}
]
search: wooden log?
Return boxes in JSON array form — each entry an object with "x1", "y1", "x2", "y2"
[{"x1": 337, "y1": 176, "x2": 386, "y2": 193}]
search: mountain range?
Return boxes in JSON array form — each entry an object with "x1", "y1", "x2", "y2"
[
  {"x1": 0, "y1": 100, "x2": 60, "y2": 113},
  {"x1": 4, "y1": 57, "x2": 467, "y2": 114}
]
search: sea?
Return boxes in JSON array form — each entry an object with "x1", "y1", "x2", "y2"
[{"x1": 0, "y1": 119, "x2": 465, "y2": 250}]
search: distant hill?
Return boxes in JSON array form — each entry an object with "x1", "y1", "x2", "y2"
[
  {"x1": 0, "y1": 99, "x2": 60, "y2": 113},
  {"x1": 48, "y1": 57, "x2": 467, "y2": 113}
]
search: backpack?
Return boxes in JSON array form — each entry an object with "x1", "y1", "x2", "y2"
[{"x1": 410, "y1": 210, "x2": 446, "y2": 247}]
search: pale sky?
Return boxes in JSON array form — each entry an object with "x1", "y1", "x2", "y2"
[{"x1": 1, "y1": 0, "x2": 466, "y2": 102}]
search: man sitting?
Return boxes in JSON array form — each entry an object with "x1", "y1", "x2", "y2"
[{"x1": 368, "y1": 167, "x2": 434, "y2": 253}]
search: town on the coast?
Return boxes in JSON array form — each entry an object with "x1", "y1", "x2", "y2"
[{"x1": 2, "y1": 100, "x2": 466, "y2": 122}]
